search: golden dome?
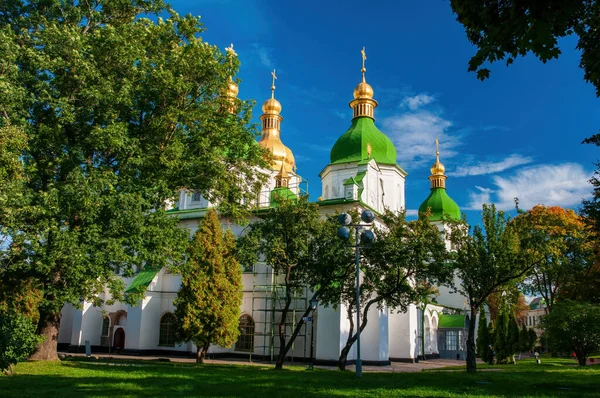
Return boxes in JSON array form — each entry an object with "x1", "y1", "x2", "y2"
[
  {"x1": 226, "y1": 79, "x2": 239, "y2": 98},
  {"x1": 258, "y1": 69, "x2": 296, "y2": 173},
  {"x1": 430, "y1": 159, "x2": 445, "y2": 175},
  {"x1": 262, "y1": 97, "x2": 282, "y2": 115},
  {"x1": 353, "y1": 81, "x2": 374, "y2": 99}
]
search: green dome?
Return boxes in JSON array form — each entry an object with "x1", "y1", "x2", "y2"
[
  {"x1": 418, "y1": 188, "x2": 461, "y2": 221},
  {"x1": 330, "y1": 117, "x2": 397, "y2": 165}
]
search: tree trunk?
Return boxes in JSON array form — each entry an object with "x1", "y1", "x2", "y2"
[
  {"x1": 338, "y1": 303, "x2": 371, "y2": 371},
  {"x1": 30, "y1": 311, "x2": 60, "y2": 361},
  {"x1": 466, "y1": 305, "x2": 478, "y2": 373},
  {"x1": 338, "y1": 305, "x2": 355, "y2": 370},
  {"x1": 274, "y1": 291, "x2": 293, "y2": 370},
  {"x1": 576, "y1": 351, "x2": 587, "y2": 366},
  {"x1": 196, "y1": 342, "x2": 209, "y2": 364}
]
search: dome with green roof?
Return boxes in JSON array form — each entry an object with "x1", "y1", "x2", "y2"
[
  {"x1": 330, "y1": 117, "x2": 397, "y2": 165},
  {"x1": 419, "y1": 188, "x2": 461, "y2": 221},
  {"x1": 418, "y1": 141, "x2": 460, "y2": 221}
]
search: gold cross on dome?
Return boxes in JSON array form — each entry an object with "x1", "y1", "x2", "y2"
[
  {"x1": 435, "y1": 137, "x2": 440, "y2": 160},
  {"x1": 361, "y1": 47, "x2": 367, "y2": 82},
  {"x1": 271, "y1": 69, "x2": 277, "y2": 98}
]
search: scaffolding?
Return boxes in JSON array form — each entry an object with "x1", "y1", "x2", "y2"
[{"x1": 250, "y1": 263, "x2": 310, "y2": 363}]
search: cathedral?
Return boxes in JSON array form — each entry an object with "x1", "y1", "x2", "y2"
[{"x1": 57, "y1": 50, "x2": 474, "y2": 365}]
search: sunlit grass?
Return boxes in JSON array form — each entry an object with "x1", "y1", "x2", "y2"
[{"x1": 1, "y1": 357, "x2": 598, "y2": 397}]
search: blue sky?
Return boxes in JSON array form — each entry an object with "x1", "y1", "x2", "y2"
[{"x1": 170, "y1": 0, "x2": 600, "y2": 223}]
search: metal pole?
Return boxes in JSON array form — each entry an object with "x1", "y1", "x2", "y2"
[
  {"x1": 355, "y1": 227, "x2": 362, "y2": 378},
  {"x1": 309, "y1": 318, "x2": 314, "y2": 370}
]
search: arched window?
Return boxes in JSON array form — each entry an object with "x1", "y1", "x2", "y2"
[
  {"x1": 235, "y1": 315, "x2": 254, "y2": 352},
  {"x1": 100, "y1": 316, "x2": 110, "y2": 347},
  {"x1": 159, "y1": 313, "x2": 176, "y2": 347}
]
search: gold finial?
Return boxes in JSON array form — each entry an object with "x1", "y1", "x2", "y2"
[
  {"x1": 361, "y1": 47, "x2": 367, "y2": 83},
  {"x1": 271, "y1": 69, "x2": 277, "y2": 99},
  {"x1": 429, "y1": 138, "x2": 447, "y2": 189},
  {"x1": 225, "y1": 43, "x2": 237, "y2": 57}
]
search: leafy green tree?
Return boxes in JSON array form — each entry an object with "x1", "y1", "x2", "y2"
[
  {"x1": 0, "y1": 1, "x2": 265, "y2": 360},
  {"x1": 507, "y1": 313, "x2": 520, "y2": 363},
  {"x1": 173, "y1": 210, "x2": 242, "y2": 364},
  {"x1": 449, "y1": 204, "x2": 539, "y2": 372},
  {"x1": 237, "y1": 197, "x2": 335, "y2": 370},
  {"x1": 519, "y1": 323, "x2": 535, "y2": 353},
  {"x1": 328, "y1": 210, "x2": 452, "y2": 370},
  {"x1": 476, "y1": 306, "x2": 493, "y2": 364},
  {"x1": 493, "y1": 310, "x2": 510, "y2": 363},
  {"x1": 1, "y1": 312, "x2": 42, "y2": 375},
  {"x1": 542, "y1": 300, "x2": 600, "y2": 366},
  {"x1": 450, "y1": 0, "x2": 600, "y2": 97}
]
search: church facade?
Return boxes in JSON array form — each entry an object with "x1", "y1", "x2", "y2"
[{"x1": 57, "y1": 50, "x2": 474, "y2": 364}]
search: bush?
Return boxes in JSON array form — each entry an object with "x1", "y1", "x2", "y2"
[
  {"x1": 542, "y1": 301, "x2": 600, "y2": 366},
  {"x1": 0, "y1": 312, "x2": 42, "y2": 375}
]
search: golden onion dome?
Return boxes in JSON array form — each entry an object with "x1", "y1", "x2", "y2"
[
  {"x1": 430, "y1": 159, "x2": 445, "y2": 175},
  {"x1": 226, "y1": 79, "x2": 239, "y2": 98},
  {"x1": 262, "y1": 97, "x2": 282, "y2": 115},
  {"x1": 353, "y1": 81, "x2": 374, "y2": 99}
]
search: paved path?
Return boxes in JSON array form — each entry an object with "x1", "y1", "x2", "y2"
[{"x1": 60, "y1": 352, "x2": 468, "y2": 373}]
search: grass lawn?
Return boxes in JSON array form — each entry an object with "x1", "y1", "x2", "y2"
[{"x1": 1, "y1": 357, "x2": 599, "y2": 397}]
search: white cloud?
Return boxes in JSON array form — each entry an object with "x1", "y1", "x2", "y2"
[
  {"x1": 382, "y1": 109, "x2": 459, "y2": 167},
  {"x1": 448, "y1": 154, "x2": 534, "y2": 177},
  {"x1": 251, "y1": 43, "x2": 274, "y2": 68},
  {"x1": 465, "y1": 163, "x2": 592, "y2": 211},
  {"x1": 405, "y1": 209, "x2": 419, "y2": 217},
  {"x1": 400, "y1": 94, "x2": 435, "y2": 110}
]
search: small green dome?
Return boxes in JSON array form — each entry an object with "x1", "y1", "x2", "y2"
[
  {"x1": 330, "y1": 117, "x2": 397, "y2": 165},
  {"x1": 418, "y1": 188, "x2": 461, "y2": 221}
]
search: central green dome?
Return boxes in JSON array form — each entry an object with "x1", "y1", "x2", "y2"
[
  {"x1": 330, "y1": 117, "x2": 397, "y2": 165},
  {"x1": 418, "y1": 188, "x2": 461, "y2": 221}
]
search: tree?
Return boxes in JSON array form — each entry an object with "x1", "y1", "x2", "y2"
[
  {"x1": 450, "y1": 0, "x2": 600, "y2": 97},
  {"x1": 493, "y1": 310, "x2": 510, "y2": 363},
  {"x1": 542, "y1": 300, "x2": 600, "y2": 366},
  {"x1": 515, "y1": 206, "x2": 594, "y2": 311},
  {"x1": 326, "y1": 210, "x2": 452, "y2": 370},
  {"x1": 476, "y1": 306, "x2": 493, "y2": 364},
  {"x1": 237, "y1": 197, "x2": 354, "y2": 370},
  {"x1": 507, "y1": 313, "x2": 521, "y2": 363},
  {"x1": 519, "y1": 323, "x2": 535, "y2": 353},
  {"x1": 173, "y1": 210, "x2": 242, "y2": 364},
  {"x1": 449, "y1": 204, "x2": 539, "y2": 372},
  {"x1": 0, "y1": 312, "x2": 42, "y2": 375},
  {"x1": 0, "y1": 1, "x2": 266, "y2": 360}
]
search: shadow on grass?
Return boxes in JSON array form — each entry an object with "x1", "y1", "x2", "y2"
[{"x1": 1, "y1": 360, "x2": 599, "y2": 397}]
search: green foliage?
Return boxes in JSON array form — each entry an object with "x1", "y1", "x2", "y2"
[
  {"x1": 331, "y1": 210, "x2": 452, "y2": 369},
  {"x1": 450, "y1": 0, "x2": 600, "y2": 97},
  {"x1": 493, "y1": 310, "x2": 510, "y2": 363},
  {"x1": 173, "y1": 210, "x2": 242, "y2": 363},
  {"x1": 0, "y1": 0, "x2": 265, "y2": 358},
  {"x1": 476, "y1": 306, "x2": 493, "y2": 364},
  {"x1": 507, "y1": 313, "x2": 520, "y2": 362},
  {"x1": 542, "y1": 300, "x2": 600, "y2": 365},
  {"x1": 0, "y1": 311, "x2": 42, "y2": 375},
  {"x1": 519, "y1": 324, "x2": 535, "y2": 353},
  {"x1": 449, "y1": 204, "x2": 537, "y2": 372},
  {"x1": 514, "y1": 206, "x2": 595, "y2": 310},
  {"x1": 237, "y1": 197, "x2": 353, "y2": 369}
]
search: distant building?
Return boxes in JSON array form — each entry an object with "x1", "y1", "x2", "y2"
[{"x1": 524, "y1": 297, "x2": 547, "y2": 336}]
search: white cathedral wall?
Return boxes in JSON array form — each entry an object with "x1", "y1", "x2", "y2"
[
  {"x1": 59, "y1": 304, "x2": 75, "y2": 344},
  {"x1": 388, "y1": 304, "x2": 418, "y2": 360},
  {"x1": 360, "y1": 306, "x2": 389, "y2": 362}
]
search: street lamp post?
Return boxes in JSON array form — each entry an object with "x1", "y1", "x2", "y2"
[
  {"x1": 308, "y1": 297, "x2": 319, "y2": 371},
  {"x1": 337, "y1": 210, "x2": 375, "y2": 378}
]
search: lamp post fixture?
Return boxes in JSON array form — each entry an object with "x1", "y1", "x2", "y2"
[
  {"x1": 337, "y1": 209, "x2": 376, "y2": 378},
  {"x1": 308, "y1": 297, "x2": 319, "y2": 371}
]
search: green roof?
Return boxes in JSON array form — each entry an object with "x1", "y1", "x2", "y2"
[
  {"x1": 418, "y1": 188, "x2": 461, "y2": 221},
  {"x1": 125, "y1": 268, "x2": 159, "y2": 294},
  {"x1": 330, "y1": 117, "x2": 397, "y2": 166},
  {"x1": 438, "y1": 314, "x2": 465, "y2": 329},
  {"x1": 270, "y1": 187, "x2": 297, "y2": 206},
  {"x1": 530, "y1": 298, "x2": 546, "y2": 310}
]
